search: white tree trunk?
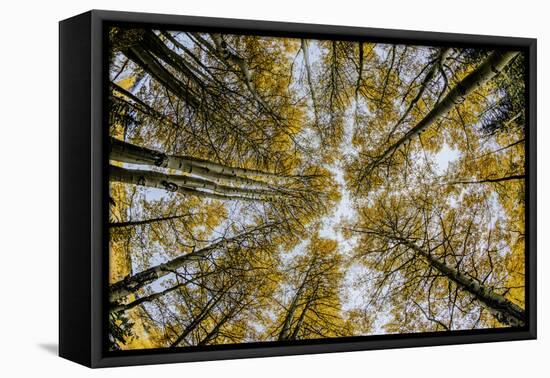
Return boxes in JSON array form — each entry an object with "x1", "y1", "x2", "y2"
[
  {"x1": 110, "y1": 222, "x2": 279, "y2": 302},
  {"x1": 362, "y1": 50, "x2": 519, "y2": 181},
  {"x1": 402, "y1": 239, "x2": 525, "y2": 327},
  {"x1": 110, "y1": 137, "x2": 277, "y2": 188},
  {"x1": 110, "y1": 164, "x2": 285, "y2": 202}
]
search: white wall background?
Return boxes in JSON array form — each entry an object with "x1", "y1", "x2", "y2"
[{"x1": 0, "y1": 0, "x2": 546, "y2": 375}]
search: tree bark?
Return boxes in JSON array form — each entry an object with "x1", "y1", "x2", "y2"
[
  {"x1": 209, "y1": 34, "x2": 271, "y2": 113},
  {"x1": 361, "y1": 50, "x2": 519, "y2": 182},
  {"x1": 169, "y1": 288, "x2": 229, "y2": 348},
  {"x1": 401, "y1": 239, "x2": 525, "y2": 327},
  {"x1": 160, "y1": 31, "x2": 219, "y2": 84},
  {"x1": 109, "y1": 222, "x2": 279, "y2": 302},
  {"x1": 111, "y1": 82, "x2": 155, "y2": 114},
  {"x1": 110, "y1": 282, "x2": 186, "y2": 313},
  {"x1": 289, "y1": 298, "x2": 312, "y2": 340},
  {"x1": 172, "y1": 153, "x2": 283, "y2": 181},
  {"x1": 301, "y1": 39, "x2": 319, "y2": 125},
  {"x1": 278, "y1": 291, "x2": 300, "y2": 341},
  {"x1": 110, "y1": 137, "x2": 276, "y2": 188},
  {"x1": 122, "y1": 41, "x2": 201, "y2": 109},
  {"x1": 389, "y1": 48, "x2": 451, "y2": 138},
  {"x1": 197, "y1": 301, "x2": 242, "y2": 345},
  {"x1": 110, "y1": 164, "x2": 284, "y2": 202},
  {"x1": 278, "y1": 266, "x2": 313, "y2": 341},
  {"x1": 140, "y1": 30, "x2": 207, "y2": 89}
]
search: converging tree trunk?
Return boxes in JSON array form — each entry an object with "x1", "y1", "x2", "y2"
[
  {"x1": 169, "y1": 287, "x2": 231, "y2": 348},
  {"x1": 109, "y1": 222, "x2": 279, "y2": 302},
  {"x1": 278, "y1": 266, "x2": 313, "y2": 341},
  {"x1": 386, "y1": 47, "x2": 451, "y2": 140},
  {"x1": 122, "y1": 42, "x2": 202, "y2": 109},
  {"x1": 208, "y1": 33, "x2": 272, "y2": 113},
  {"x1": 360, "y1": 50, "x2": 519, "y2": 182},
  {"x1": 110, "y1": 164, "x2": 286, "y2": 202},
  {"x1": 110, "y1": 281, "x2": 187, "y2": 313},
  {"x1": 197, "y1": 301, "x2": 243, "y2": 345},
  {"x1": 301, "y1": 39, "x2": 320, "y2": 126},
  {"x1": 110, "y1": 137, "x2": 279, "y2": 187},
  {"x1": 400, "y1": 239, "x2": 525, "y2": 327}
]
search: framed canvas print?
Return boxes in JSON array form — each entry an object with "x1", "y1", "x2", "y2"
[{"x1": 59, "y1": 10, "x2": 536, "y2": 368}]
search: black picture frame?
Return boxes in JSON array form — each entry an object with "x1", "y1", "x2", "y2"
[{"x1": 59, "y1": 9, "x2": 537, "y2": 368}]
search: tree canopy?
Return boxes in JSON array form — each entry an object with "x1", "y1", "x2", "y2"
[{"x1": 107, "y1": 27, "x2": 526, "y2": 350}]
